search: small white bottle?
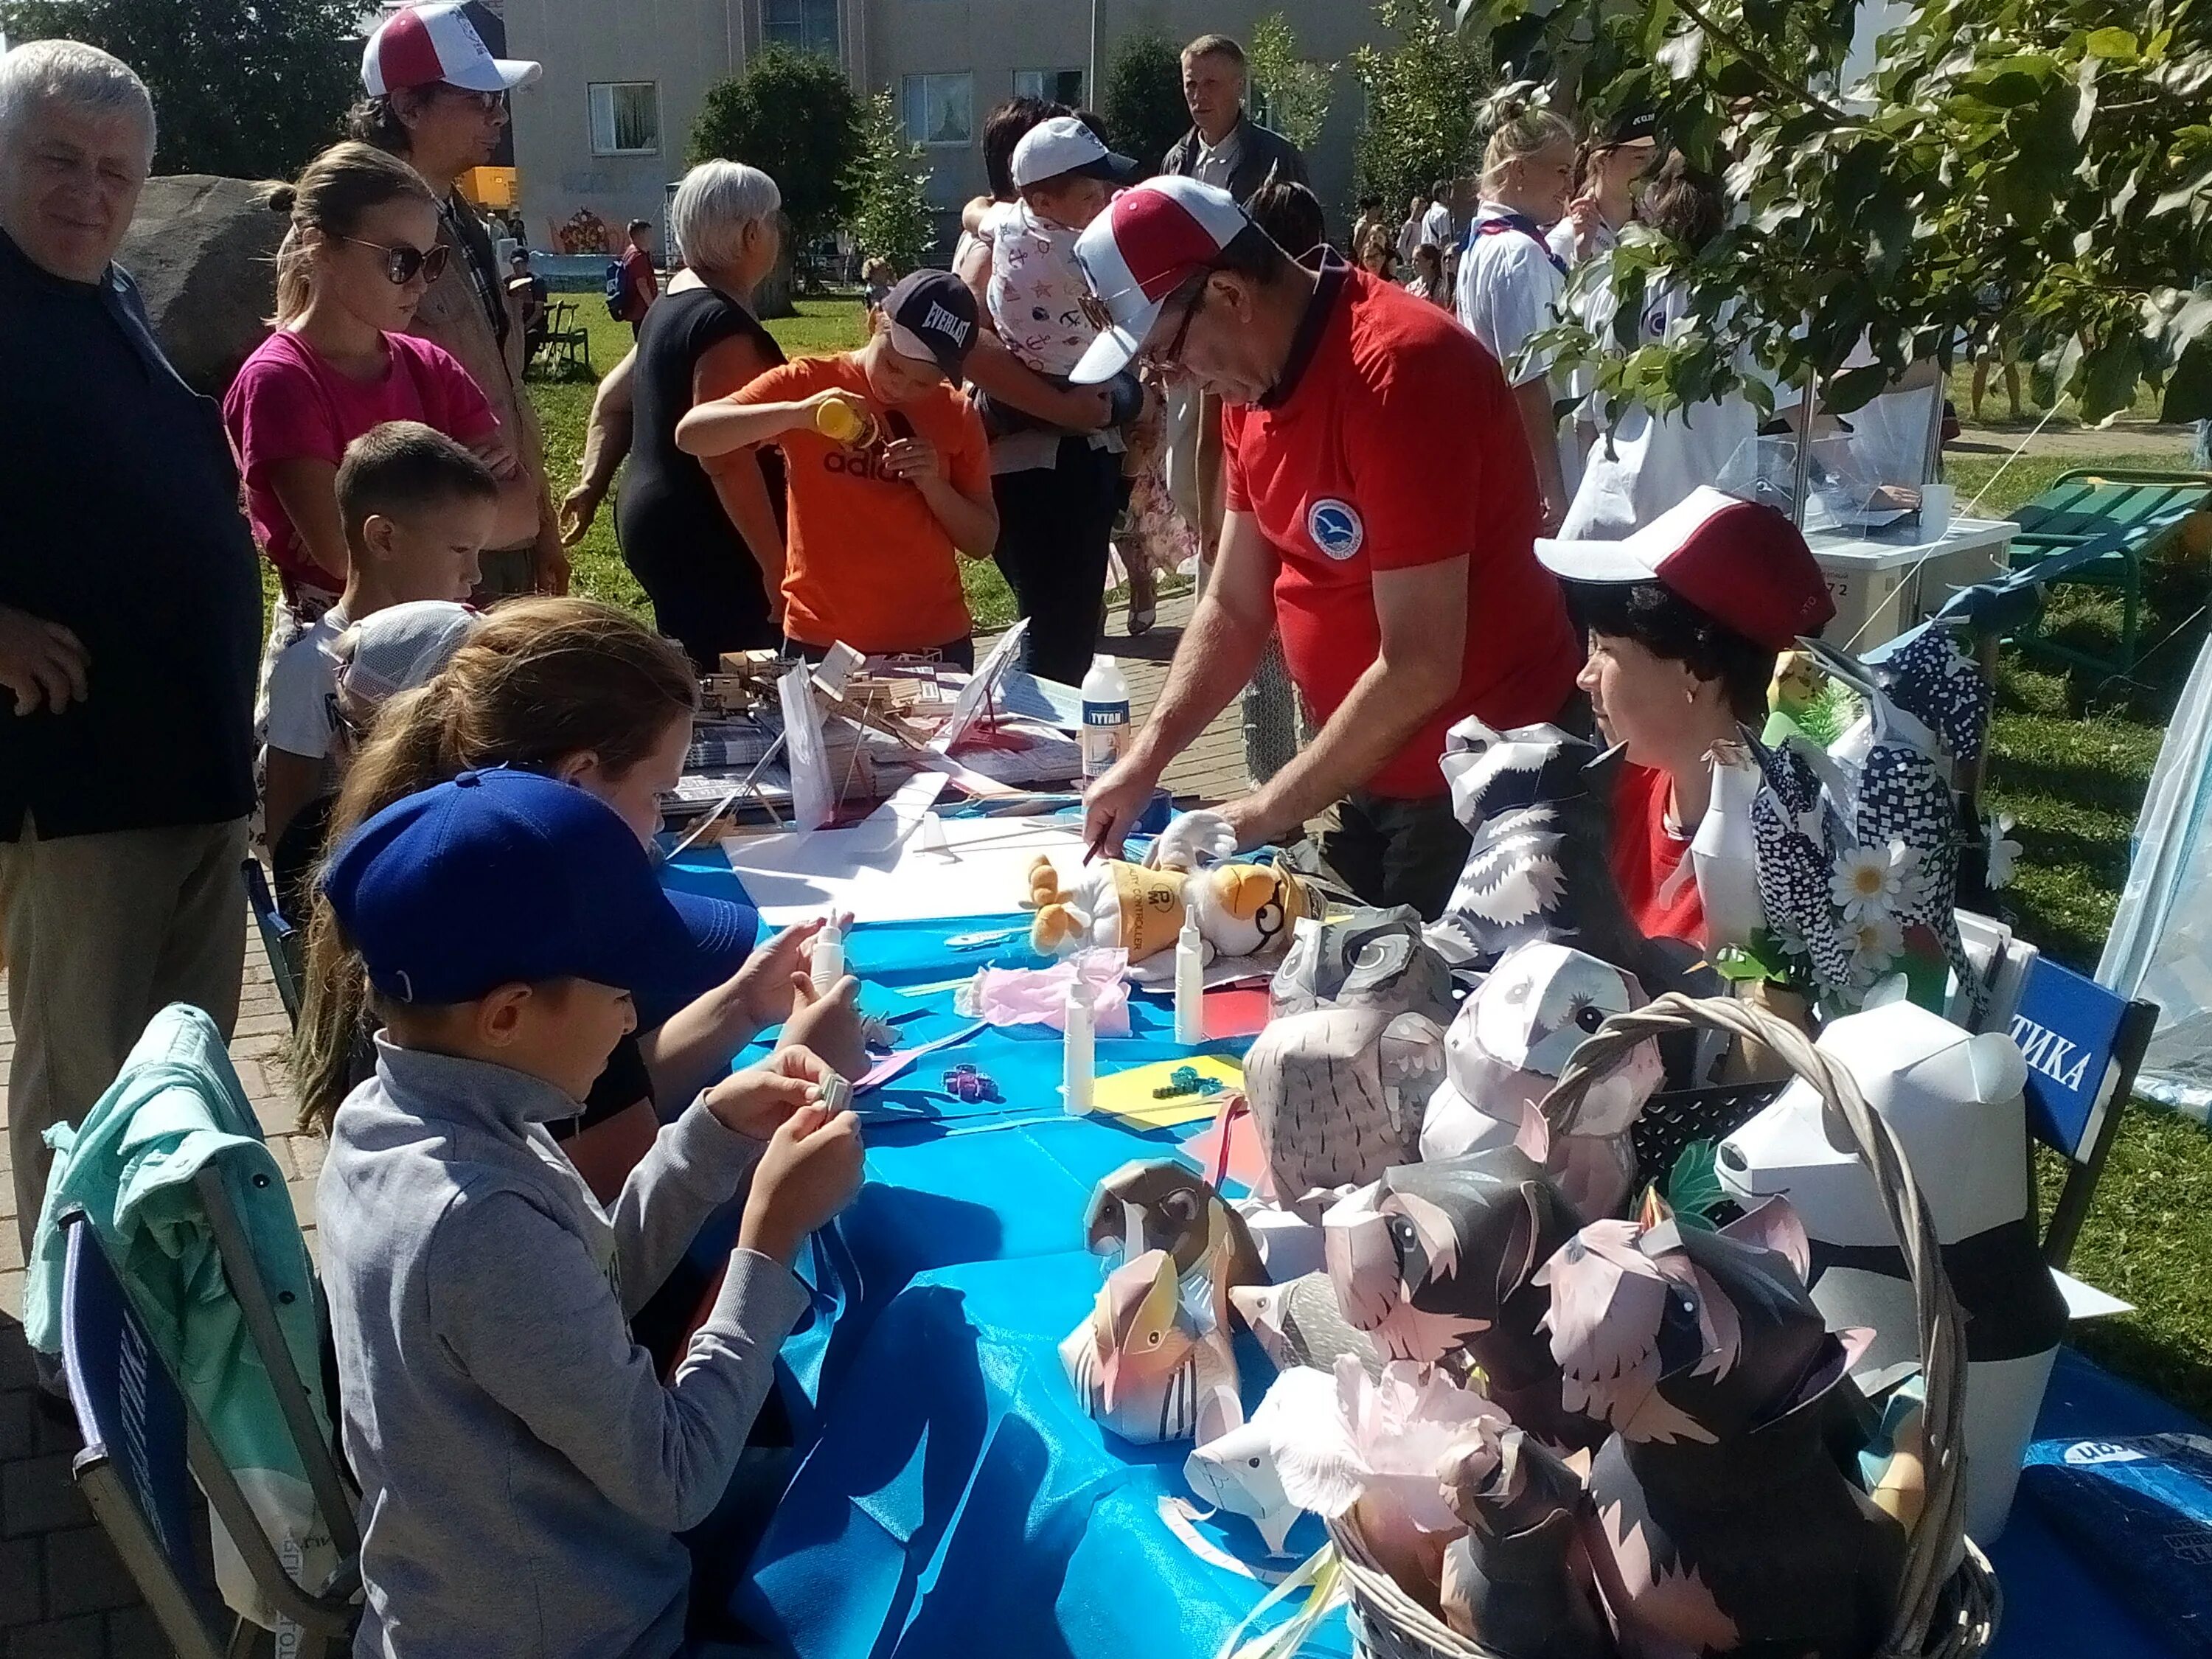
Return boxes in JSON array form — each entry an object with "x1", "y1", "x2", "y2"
[
  {"x1": 1062, "y1": 981, "x2": 1096, "y2": 1116},
  {"x1": 1172, "y1": 908, "x2": 1206, "y2": 1046},
  {"x1": 1080, "y1": 655, "x2": 1131, "y2": 782},
  {"x1": 810, "y1": 914, "x2": 846, "y2": 997}
]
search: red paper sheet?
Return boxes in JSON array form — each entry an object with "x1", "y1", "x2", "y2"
[{"x1": 1203, "y1": 987, "x2": 1272, "y2": 1040}]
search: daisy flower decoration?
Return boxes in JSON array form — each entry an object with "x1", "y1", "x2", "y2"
[
  {"x1": 1985, "y1": 814, "x2": 2023, "y2": 890},
  {"x1": 1848, "y1": 913, "x2": 1906, "y2": 983},
  {"x1": 1831, "y1": 841, "x2": 1924, "y2": 922}
]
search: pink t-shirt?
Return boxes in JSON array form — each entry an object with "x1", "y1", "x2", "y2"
[{"x1": 223, "y1": 329, "x2": 499, "y2": 601}]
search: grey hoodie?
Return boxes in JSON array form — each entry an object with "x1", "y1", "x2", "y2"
[{"x1": 318, "y1": 1038, "x2": 810, "y2": 1658}]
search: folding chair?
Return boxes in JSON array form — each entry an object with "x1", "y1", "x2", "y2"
[
  {"x1": 60, "y1": 1208, "x2": 361, "y2": 1657},
  {"x1": 1997, "y1": 953, "x2": 2160, "y2": 1270},
  {"x1": 2003, "y1": 468, "x2": 2211, "y2": 680},
  {"x1": 543, "y1": 298, "x2": 593, "y2": 375},
  {"x1": 241, "y1": 859, "x2": 303, "y2": 1029}
]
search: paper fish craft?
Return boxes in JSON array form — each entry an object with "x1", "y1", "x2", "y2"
[
  {"x1": 1270, "y1": 905, "x2": 1458, "y2": 1027},
  {"x1": 1060, "y1": 1247, "x2": 1239, "y2": 1445},
  {"x1": 1427, "y1": 718, "x2": 1677, "y2": 995},
  {"x1": 1228, "y1": 1272, "x2": 1382, "y2": 1380},
  {"x1": 1716, "y1": 995, "x2": 2067, "y2": 1541},
  {"x1": 1242, "y1": 1005, "x2": 1447, "y2": 1220},
  {"x1": 1323, "y1": 1150, "x2": 1599, "y2": 1453},
  {"x1": 1438, "y1": 1422, "x2": 1613, "y2": 1659},
  {"x1": 1536, "y1": 1200, "x2": 1906, "y2": 1659},
  {"x1": 1418, "y1": 941, "x2": 1664, "y2": 1220},
  {"x1": 1027, "y1": 853, "x2": 1312, "y2": 965}
]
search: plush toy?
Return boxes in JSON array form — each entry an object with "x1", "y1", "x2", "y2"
[
  {"x1": 1419, "y1": 942, "x2": 1664, "y2": 1220},
  {"x1": 1537, "y1": 1199, "x2": 1906, "y2": 1659},
  {"x1": 1324, "y1": 1150, "x2": 1600, "y2": 1453},
  {"x1": 1026, "y1": 853, "x2": 1312, "y2": 965},
  {"x1": 1242, "y1": 1006, "x2": 1446, "y2": 1219},
  {"x1": 1229, "y1": 1272, "x2": 1382, "y2": 1380},
  {"x1": 1438, "y1": 1423, "x2": 1613, "y2": 1659},
  {"x1": 1060, "y1": 1247, "x2": 1239, "y2": 1445},
  {"x1": 1270, "y1": 905, "x2": 1458, "y2": 1026},
  {"x1": 1716, "y1": 995, "x2": 2066, "y2": 1541},
  {"x1": 1428, "y1": 718, "x2": 1677, "y2": 996}
]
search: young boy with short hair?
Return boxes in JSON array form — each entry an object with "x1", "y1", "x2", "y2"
[
  {"x1": 260, "y1": 420, "x2": 498, "y2": 861},
  {"x1": 317, "y1": 765, "x2": 863, "y2": 1657}
]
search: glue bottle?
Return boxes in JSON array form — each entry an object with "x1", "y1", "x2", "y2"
[
  {"x1": 1173, "y1": 908, "x2": 1205, "y2": 1046},
  {"x1": 810, "y1": 914, "x2": 846, "y2": 998},
  {"x1": 1080, "y1": 655, "x2": 1130, "y2": 782},
  {"x1": 1062, "y1": 981, "x2": 1096, "y2": 1116}
]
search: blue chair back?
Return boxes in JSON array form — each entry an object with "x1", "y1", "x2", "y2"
[
  {"x1": 241, "y1": 859, "x2": 303, "y2": 1026},
  {"x1": 59, "y1": 1210, "x2": 231, "y2": 1659},
  {"x1": 2003, "y1": 955, "x2": 2159, "y2": 1267}
]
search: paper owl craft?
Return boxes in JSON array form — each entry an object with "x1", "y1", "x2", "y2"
[
  {"x1": 1438, "y1": 1423, "x2": 1613, "y2": 1659},
  {"x1": 1419, "y1": 942, "x2": 1664, "y2": 1220},
  {"x1": 1270, "y1": 905, "x2": 1458, "y2": 1027},
  {"x1": 1537, "y1": 1200, "x2": 1906, "y2": 1659},
  {"x1": 1060, "y1": 1248, "x2": 1239, "y2": 1445},
  {"x1": 1242, "y1": 1005, "x2": 1447, "y2": 1218},
  {"x1": 1026, "y1": 853, "x2": 1312, "y2": 966},
  {"x1": 1323, "y1": 1150, "x2": 1600, "y2": 1453}
]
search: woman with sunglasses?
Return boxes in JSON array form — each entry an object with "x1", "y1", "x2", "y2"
[{"x1": 223, "y1": 142, "x2": 535, "y2": 636}]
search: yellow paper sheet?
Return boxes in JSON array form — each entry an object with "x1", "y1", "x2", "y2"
[{"x1": 1093, "y1": 1054, "x2": 1244, "y2": 1129}]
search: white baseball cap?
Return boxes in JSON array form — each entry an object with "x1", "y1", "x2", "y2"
[
  {"x1": 1069, "y1": 176, "x2": 1252, "y2": 385},
  {"x1": 1012, "y1": 116, "x2": 1139, "y2": 190},
  {"x1": 363, "y1": 3, "x2": 541, "y2": 97},
  {"x1": 333, "y1": 601, "x2": 483, "y2": 712}
]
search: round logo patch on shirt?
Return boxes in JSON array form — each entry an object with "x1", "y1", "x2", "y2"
[{"x1": 1307, "y1": 498, "x2": 1365, "y2": 560}]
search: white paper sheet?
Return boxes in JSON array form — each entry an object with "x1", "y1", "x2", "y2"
[
  {"x1": 779, "y1": 664, "x2": 835, "y2": 830},
  {"x1": 931, "y1": 619, "x2": 1029, "y2": 754}
]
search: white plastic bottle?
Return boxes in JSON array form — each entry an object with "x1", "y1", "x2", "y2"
[
  {"x1": 810, "y1": 914, "x2": 846, "y2": 997},
  {"x1": 1080, "y1": 655, "x2": 1131, "y2": 782},
  {"x1": 1062, "y1": 981, "x2": 1096, "y2": 1116},
  {"x1": 1173, "y1": 908, "x2": 1206, "y2": 1046}
]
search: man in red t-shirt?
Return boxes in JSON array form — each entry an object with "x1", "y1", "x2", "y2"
[
  {"x1": 1070, "y1": 177, "x2": 1584, "y2": 916},
  {"x1": 620, "y1": 218, "x2": 660, "y2": 335}
]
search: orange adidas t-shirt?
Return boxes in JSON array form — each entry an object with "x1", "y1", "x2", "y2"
[{"x1": 721, "y1": 354, "x2": 990, "y2": 653}]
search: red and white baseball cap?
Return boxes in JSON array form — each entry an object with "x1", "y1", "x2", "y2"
[
  {"x1": 363, "y1": 3, "x2": 541, "y2": 97},
  {"x1": 1537, "y1": 487, "x2": 1837, "y2": 650},
  {"x1": 1070, "y1": 176, "x2": 1251, "y2": 385}
]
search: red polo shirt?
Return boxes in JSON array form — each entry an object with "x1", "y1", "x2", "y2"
[{"x1": 1222, "y1": 257, "x2": 1582, "y2": 798}]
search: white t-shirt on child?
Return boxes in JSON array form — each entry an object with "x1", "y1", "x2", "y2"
[
  {"x1": 262, "y1": 605, "x2": 351, "y2": 762},
  {"x1": 984, "y1": 200, "x2": 1100, "y2": 380}
]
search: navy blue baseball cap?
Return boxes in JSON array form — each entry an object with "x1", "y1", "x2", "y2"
[{"x1": 321, "y1": 768, "x2": 757, "y2": 1006}]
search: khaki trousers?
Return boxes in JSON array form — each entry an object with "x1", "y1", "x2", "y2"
[{"x1": 3, "y1": 818, "x2": 249, "y2": 1262}]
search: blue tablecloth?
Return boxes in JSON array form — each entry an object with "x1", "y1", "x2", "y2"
[{"x1": 661, "y1": 854, "x2": 2198, "y2": 1659}]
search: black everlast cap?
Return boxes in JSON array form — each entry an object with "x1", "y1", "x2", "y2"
[
  {"x1": 1605, "y1": 107, "x2": 1660, "y2": 146},
  {"x1": 883, "y1": 270, "x2": 980, "y2": 378}
]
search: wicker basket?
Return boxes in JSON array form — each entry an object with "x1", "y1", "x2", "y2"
[{"x1": 1322, "y1": 993, "x2": 2000, "y2": 1659}]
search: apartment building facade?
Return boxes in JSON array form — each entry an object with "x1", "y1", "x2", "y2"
[{"x1": 496, "y1": 0, "x2": 1377, "y2": 255}]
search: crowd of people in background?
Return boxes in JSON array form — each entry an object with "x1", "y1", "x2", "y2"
[{"x1": 0, "y1": 5, "x2": 1871, "y2": 1655}]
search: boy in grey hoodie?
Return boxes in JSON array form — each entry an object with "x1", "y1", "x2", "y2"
[{"x1": 317, "y1": 766, "x2": 863, "y2": 1657}]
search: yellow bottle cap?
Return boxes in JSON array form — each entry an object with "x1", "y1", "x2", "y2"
[{"x1": 814, "y1": 396, "x2": 863, "y2": 442}]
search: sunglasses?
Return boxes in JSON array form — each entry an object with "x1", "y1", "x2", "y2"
[
  {"x1": 1143, "y1": 271, "x2": 1213, "y2": 372},
  {"x1": 437, "y1": 86, "x2": 509, "y2": 116},
  {"x1": 341, "y1": 236, "x2": 451, "y2": 286}
]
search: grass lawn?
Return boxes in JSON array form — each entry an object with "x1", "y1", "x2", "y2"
[{"x1": 527, "y1": 312, "x2": 2212, "y2": 1421}]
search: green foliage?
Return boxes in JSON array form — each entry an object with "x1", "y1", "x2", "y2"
[
  {"x1": 843, "y1": 90, "x2": 933, "y2": 275},
  {"x1": 1102, "y1": 28, "x2": 1191, "y2": 176},
  {"x1": 690, "y1": 46, "x2": 860, "y2": 253},
  {"x1": 1349, "y1": 0, "x2": 1494, "y2": 215},
  {"x1": 0, "y1": 0, "x2": 355, "y2": 178},
  {"x1": 1456, "y1": 0, "x2": 2212, "y2": 425},
  {"x1": 1248, "y1": 13, "x2": 1335, "y2": 155}
]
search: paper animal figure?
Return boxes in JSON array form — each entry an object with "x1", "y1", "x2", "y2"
[
  {"x1": 1027, "y1": 854, "x2": 1312, "y2": 965},
  {"x1": 1082, "y1": 1160, "x2": 1264, "y2": 1298},
  {"x1": 1419, "y1": 942, "x2": 1663, "y2": 1220},
  {"x1": 1270, "y1": 906, "x2": 1458, "y2": 1026},
  {"x1": 1428, "y1": 718, "x2": 1677, "y2": 995},
  {"x1": 1185, "y1": 1411, "x2": 1303, "y2": 1556},
  {"x1": 1716, "y1": 995, "x2": 2067, "y2": 1541},
  {"x1": 1537, "y1": 1200, "x2": 1906, "y2": 1659},
  {"x1": 1324, "y1": 1151, "x2": 1599, "y2": 1452},
  {"x1": 1438, "y1": 1423, "x2": 1613, "y2": 1659},
  {"x1": 1242, "y1": 1006, "x2": 1446, "y2": 1220},
  {"x1": 1228, "y1": 1272, "x2": 1382, "y2": 1380},
  {"x1": 1060, "y1": 1248, "x2": 1239, "y2": 1445}
]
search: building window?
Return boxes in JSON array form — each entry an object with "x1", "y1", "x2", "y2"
[
  {"x1": 1013, "y1": 69, "x2": 1084, "y2": 105},
  {"x1": 902, "y1": 73, "x2": 973, "y2": 147},
  {"x1": 588, "y1": 82, "x2": 660, "y2": 156},
  {"x1": 762, "y1": 0, "x2": 840, "y2": 57}
]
